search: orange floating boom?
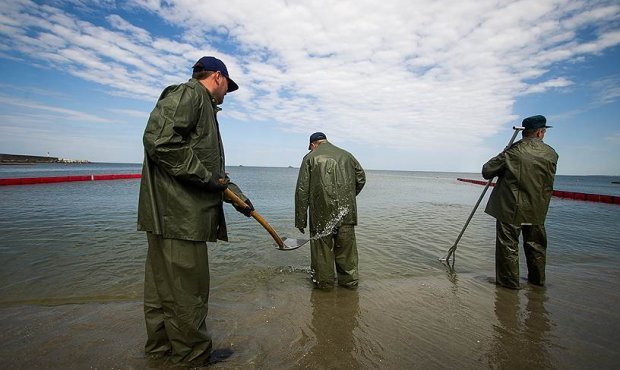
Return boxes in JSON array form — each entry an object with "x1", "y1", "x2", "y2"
[
  {"x1": 0, "y1": 173, "x2": 141, "y2": 186},
  {"x1": 456, "y1": 178, "x2": 620, "y2": 205},
  {"x1": 1, "y1": 174, "x2": 618, "y2": 205}
]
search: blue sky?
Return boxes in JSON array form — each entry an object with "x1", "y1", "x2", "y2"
[{"x1": 0, "y1": 0, "x2": 618, "y2": 175}]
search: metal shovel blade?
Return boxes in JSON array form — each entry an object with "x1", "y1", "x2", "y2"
[
  {"x1": 222, "y1": 189, "x2": 307, "y2": 252},
  {"x1": 277, "y1": 237, "x2": 309, "y2": 251}
]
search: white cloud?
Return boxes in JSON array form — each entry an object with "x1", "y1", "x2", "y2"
[
  {"x1": 605, "y1": 132, "x2": 620, "y2": 145},
  {"x1": 0, "y1": 83, "x2": 70, "y2": 98},
  {"x1": 0, "y1": 0, "x2": 619, "y2": 166},
  {"x1": 126, "y1": 0, "x2": 620, "y2": 147},
  {"x1": 0, "y1": 95, "x2": 112, "y2": 123},
  {"x1": 106, "y1": 14, "x2": 151, "y2": 43},
  {"x1": 595, "y1": 79, "x2": 620, "y2": 106},
  {"x1": 523, "y1": 77, "x2": 574, "y2": 94},
  {"x1": 107, "y1": 108, "x2": 149, "y2": 118}
]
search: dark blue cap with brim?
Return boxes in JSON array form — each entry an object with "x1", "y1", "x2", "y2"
[
  {"x1": 309, "y1": 132, "x2": 327, "y2": 149},
  {"x1": 522, "y1": 115, "x2": 552, "y2": 130},
  {"x1": 192, "y1": 56, "x2": 239, "y2": 92}
]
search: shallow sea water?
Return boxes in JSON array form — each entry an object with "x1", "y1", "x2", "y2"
[{"x1": 0, "y1": 164, "x2": 618, "y2": 368}]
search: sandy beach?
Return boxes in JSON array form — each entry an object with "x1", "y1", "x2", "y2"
[
  {"x1": 0, "y1": 301, "x2": 150, "y2": 369},
  {"x1": 2, "y1": 268, "x2": 619, "y2": 369}
]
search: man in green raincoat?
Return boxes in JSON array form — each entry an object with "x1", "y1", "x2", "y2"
[
  {"x1": 137, "y1": 56, "x2": 253, "y2": 365},
  {"x1": 295, "y1": 132, "x2": 366, "y2": 289},
  {"x1": 483, "y1": 115, "x2": 558, "y2": 289}
]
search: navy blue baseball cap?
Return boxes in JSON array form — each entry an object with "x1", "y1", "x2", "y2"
[
  {"x1": 192, "y1": 56, "x2": 239, "y2": 92},
  {"x1": 309, "y1": 132, "x2": 327, "y2": 149},
  {"x1": 522, "y1": 115, "x2": 551, "y2": 130}
]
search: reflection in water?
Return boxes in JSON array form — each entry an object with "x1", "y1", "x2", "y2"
[
  {"x1": 296, "y1": 288, "x2": 360, "y2": 369},
  {"x1": 489, "y1": 287, "x2": 552, "y2": 369}
]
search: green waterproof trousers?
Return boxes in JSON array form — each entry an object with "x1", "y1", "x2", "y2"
[
  {"x1": 495, "y1": 221, "x2": 547, "y2": 289},
  {"x1": 310, "y1": 225, "x2": 359, "y2": 289},
  {"x1": 144, "y1": 233, "x2": 212, "y2": 363}
]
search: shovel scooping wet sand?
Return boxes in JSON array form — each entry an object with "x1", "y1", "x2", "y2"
[{"x1": 224, "y1": 188, "x2": 308, "y2": 250}]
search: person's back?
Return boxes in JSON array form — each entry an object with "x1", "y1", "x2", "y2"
[
  {"x1": 295, "y1": 132, "x2": 366, "y2": 289},
  {"x1": 301, "y1": 141, "x2": 363, "y2": 234},
  {"x1": 482, "y1": 115, "x2": 558, "y2": 289},
  {"x1": 484, "y1": 136, "x2": 558, "y2": 225}
]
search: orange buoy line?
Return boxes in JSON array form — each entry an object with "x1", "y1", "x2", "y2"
[
  {"x1": 0, "y1": 173, "x2": 141, "y2": 186},
  {"x1": 2, "y1": 175, "x2": 618, "y2": 205},
  {"x1": 456, "y1": 178, "x2": 620, "y2": 205}
]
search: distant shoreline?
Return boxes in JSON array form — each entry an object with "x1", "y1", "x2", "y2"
[{"x1": 0, "y1": 153, "x2": 89, "y2": 165}]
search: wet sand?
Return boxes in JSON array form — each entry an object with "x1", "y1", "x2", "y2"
[
  {"x1": 1, "y1": 269, "x2": 618, "y2": 369},
  {"x1": 0, "y1": 301, "x2": 149, "y2": 369}
]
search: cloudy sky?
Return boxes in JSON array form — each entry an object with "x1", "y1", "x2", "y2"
[{"x1": 0, "y1": 0, "x2": 618, "y2": 175}]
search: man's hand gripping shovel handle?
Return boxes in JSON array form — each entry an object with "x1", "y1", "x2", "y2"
[{"x1": 223, "y1": 188, "x2": 287, "y2": 249}]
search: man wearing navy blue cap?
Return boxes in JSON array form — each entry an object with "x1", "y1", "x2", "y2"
[
  {"x1": 482, "y1": 115, "x2": 559, "y2": 289},
  {"x1": 191, "y1": 56, "x2": 239, "y2": 103},
  {"x1": 138, "y1": 56, "x2": 251, "y2": 365},
  {"x1": 295, "y1": 132, "x2": 366, "y2": 289}
]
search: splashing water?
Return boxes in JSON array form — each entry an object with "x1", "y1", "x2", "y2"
[{"x1": 310, "y1": 206, "x2": 351, "y2": 242}]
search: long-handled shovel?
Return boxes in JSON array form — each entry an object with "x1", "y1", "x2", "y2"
[
  {"x1": 440, "y1": 126, "x2": 524, "y2": 265},
  {"x1": 224, "y1": 188, "x2": 308, "y2": 251}
]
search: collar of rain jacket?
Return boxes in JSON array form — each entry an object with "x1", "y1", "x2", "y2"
[
  {"x1": 188, "y1": 78, "x2": 221, "y2": 111},
  {"x1": 522, "y1": 136, "x2": 544, "y2": 144}
]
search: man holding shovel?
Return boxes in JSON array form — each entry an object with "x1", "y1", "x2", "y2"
[
  {"x1": 137, "y1": 56, "x2": 253, "y2": 365},
  {"x1": 482, "y1": 115, "x2": 558, "y2": 289},
  {"x1": 295, "y1": 132, "x2": 366, "y2": 290}
]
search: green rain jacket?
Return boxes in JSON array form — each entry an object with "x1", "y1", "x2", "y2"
[
  {"x1": 482, "y1": 136, "x2": 558, "y2": 225},
  {"x1": 137, "y1": 78, "x2": 246, "y2": 242},
  {"x1": 295, "y1": 142, "x2": 366, "y2": 236}
]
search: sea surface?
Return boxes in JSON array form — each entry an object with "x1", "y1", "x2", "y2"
[{"x1": 0, "y1": 163, "x2": 618, "y2": 369}]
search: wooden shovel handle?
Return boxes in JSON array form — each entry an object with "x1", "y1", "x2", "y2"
[{"x1": 223, "y1": 188, "x2": 286, "y2": 249}]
